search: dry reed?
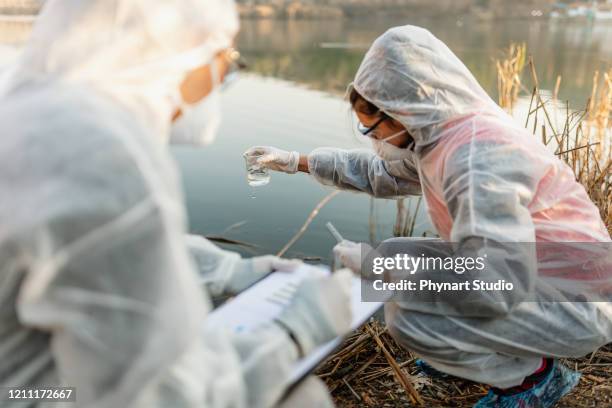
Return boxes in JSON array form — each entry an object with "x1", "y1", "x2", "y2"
[{"x1": 495, "y1": 43, "x2": 527, "y2": 112}]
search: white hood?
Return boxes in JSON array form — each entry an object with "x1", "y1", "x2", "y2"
[
  {"x1": 354, "y1": 25, "x2": 506, "y2": 149},
  {"x1": 3, "y1": 0, "x2": 239, "y2": 140}
]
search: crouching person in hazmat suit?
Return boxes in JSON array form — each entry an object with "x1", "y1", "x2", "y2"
[
  {"x1": 0, "y1": 1, "x2": 353, "y2": 407},
  {"x1": 247, "y1": 25, "x2": 612, "y2": 408}
]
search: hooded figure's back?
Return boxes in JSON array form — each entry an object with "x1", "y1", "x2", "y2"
[{"x1": 0, "y1": 1, "x2": 260, "y2": 407}]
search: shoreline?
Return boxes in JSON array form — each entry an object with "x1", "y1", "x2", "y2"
[{"x1": 237, "y1": 4, "x2": 552, "y2": 21}]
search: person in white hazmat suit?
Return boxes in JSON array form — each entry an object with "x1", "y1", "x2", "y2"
[
  {"x1": 0, "y1": 1, "x2": 353, "y2": 407},
  {"x1": 247, "y1": 25, "x2": 612, "y2": 407}
]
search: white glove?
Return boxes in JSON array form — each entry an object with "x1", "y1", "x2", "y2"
[
  {"x1": 275, "y1": 269, "x2": 353, "y2": 356},
  {"x1": 186, "y1": 234, "x2": 301, "y2": 295},
  {"x1": 227, "y1": 255, "x2": 302, "y2": 294},
  {"x1": 333, "y1": 240, "x2": 373, "y2": 275},
  {"x1": 244, "y1": 146, "x2": 300, "y2": 174}
]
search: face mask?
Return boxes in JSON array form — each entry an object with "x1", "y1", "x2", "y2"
[
  {"x1": 371, "y1": 129, "x2": 413, "y2": 161},
  {"x1": 170, "y1": 60, "x2": 222, "y2": 146}
]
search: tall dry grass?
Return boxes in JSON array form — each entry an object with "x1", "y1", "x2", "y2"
[
  {"x1": 495, "y1": 42, "x2": 527, "y2": 112},
  {"x1": 497, "y1": 45, "x2": 611, "y2": 235}
]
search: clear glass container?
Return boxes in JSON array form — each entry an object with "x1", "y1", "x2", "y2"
[{"x1": 243, "y1": 151, "x2": 270, "y2": 187}]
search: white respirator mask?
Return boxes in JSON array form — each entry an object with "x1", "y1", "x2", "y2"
[
  {"x1": 371, "y1": 129, "x2": 413, "y2": 161},
  {"x1": 170, "y1": 60, "x2": 222, "y2": 146}
]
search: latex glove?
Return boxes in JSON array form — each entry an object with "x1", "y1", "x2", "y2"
[
  {"x1": 333, "y1": 240, "x2": 374, "y2": 275},
  {"x1": 186, "y1": 234, "x2": 302, "y2": 296},
  {"x1": 275, "y1": 269, "x2": 353, "y2": 356},
  {"x1": 228, "y1": 255, "x2": 302, "y2": 294},
  {"x1": 244, "y1": 146, "x2": 300, "y2": 174}
]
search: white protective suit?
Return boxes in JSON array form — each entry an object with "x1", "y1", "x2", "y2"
[
  {"x1": 0, "y1": 1, "x2": 345, "y2": 407},
  {"x1": 312, "y1": 26, "x2": 612, "y2": 388}
]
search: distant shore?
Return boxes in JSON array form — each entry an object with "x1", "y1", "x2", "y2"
[
  {"x1": 0, "y1": 1, "x2": 563, "y2": 21},
  {"x1": 0, "y1": 0, "x2": 40, "y2": 16},
  {"x1": 236, "y1": 1, "x2": 554, "y2": 21}
]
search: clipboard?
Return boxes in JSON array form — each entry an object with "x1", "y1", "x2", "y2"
[{"x1": 203, "y1": 264, "x2": 383, "y2": 386}]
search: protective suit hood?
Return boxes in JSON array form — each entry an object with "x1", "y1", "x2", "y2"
[
  {"x1": 353, "y1": 25, "x2": 504, "y2": 149},
  {"x1": 2, "y1": 0, "x2": 239, "y2": 142}
]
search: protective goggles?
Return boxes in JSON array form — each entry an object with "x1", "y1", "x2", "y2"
[
  {"x1": 357, "y1": 116, "x2": 388, "y2": 137},
  {"x1": 222, "y1": 47, "x2": 248, "y2": 90}
]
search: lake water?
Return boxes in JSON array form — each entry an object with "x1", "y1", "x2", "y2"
[{"x1": 2, "y1": 16, "x2": 611, "y2": 262}]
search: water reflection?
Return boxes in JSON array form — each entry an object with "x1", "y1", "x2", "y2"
[
  {"x1": 2, "y1": 16, "x2": 610, "y2": 103},
  {"x1": 237, "y1": 18, "x2": 612, "y2": 105}
]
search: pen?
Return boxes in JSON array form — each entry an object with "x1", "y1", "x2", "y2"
[
  {"x1": 326, "y1": 222, "x2": 345, "y2": 271},
  {"x1": 326, "y1": 222, "x2": 344, "y2": 243}
]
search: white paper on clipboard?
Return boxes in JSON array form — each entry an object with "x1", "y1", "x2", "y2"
[{"x1": 203, "y1": 264, "x2": 383, "y2": 384}]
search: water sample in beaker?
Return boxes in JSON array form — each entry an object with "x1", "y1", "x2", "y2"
[{"x1": 244, "y1": 151, "x2": 270, "y2": 187}]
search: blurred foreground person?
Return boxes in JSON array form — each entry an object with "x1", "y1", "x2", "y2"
[
  {"x1": 0, "y1": 1, "x2": 353, "y2": 407},
  {"x1": 248, "y1": 26, "x2": 612, "y2": 408}
]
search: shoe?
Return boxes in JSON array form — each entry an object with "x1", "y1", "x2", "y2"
[
  {"x1": 474, "y1": 359, "x2": 580, "y2": 408},
  {"x1": 415, "y1": 358, "x2": 453, "y2": 379}
]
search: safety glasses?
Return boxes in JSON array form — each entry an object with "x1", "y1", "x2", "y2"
[
  {"x1": 357, "y1": 116, "x2": 388, "y2": 137},
  {"x1": 221, "y1": 47, "x2": 248, "y2": 90}
]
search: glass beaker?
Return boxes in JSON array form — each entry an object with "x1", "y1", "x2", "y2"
[{"x1": 243, "y1": 151, "x2": 270, "y2": 187}]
